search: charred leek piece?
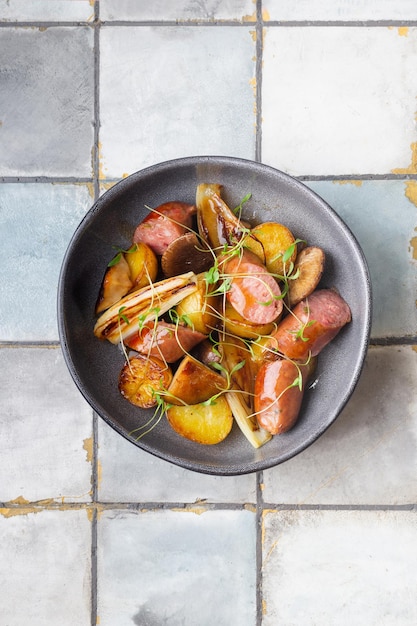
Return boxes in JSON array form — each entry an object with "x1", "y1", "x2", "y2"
[
  {"x1": 196, "y1": 183, "x2": 244, "y2": 251},
  {"x1": 225, "y1": 391, "x2": 272, "y2": 449},
  {"x1": 94, "y1": 271, "x2": 198, "y2": 344}
]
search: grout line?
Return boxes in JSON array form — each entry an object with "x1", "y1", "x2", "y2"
[
  {"x1": 91, "y1": 6, "x2": 100, "y2": 625},
  {"x1": 1, "y1": 173, "x2": 416, "y2": 184},
  {"x1": 1, "y1": 20, "x2": 417, "y2": 28},
  {"x1": 93, "y1": 8, "x2": 100, "y2": 202},
  {"x1": 256, "y1": 470, "x2": 264, "y2": 626},
  {"x1": 255, "y1": 0, "x2": 263, "y2": 163}
]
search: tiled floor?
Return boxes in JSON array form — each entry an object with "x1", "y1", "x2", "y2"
[{"x1": 1, "y1": 2, "x2": 417, "y2": 625}]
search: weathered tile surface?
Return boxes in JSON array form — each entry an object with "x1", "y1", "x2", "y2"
[
  {"x1": 99, "y1": 25, "x2": 256, "y2": 178},
  {"x1": 97, "y1": 509, "x2": 256, "y2": 626},
  {"x1": 264, "y1": 0, "x2": 417, "y2": 20},
  {"x1": 0, "y1": 509, "x2": 91, "y2": 626},
  {"x1": 0, "y1": 347, "x2": 93, "y2": 503},
  {"x1": 0, "y1": 27, "x2": 94, "y2": 177},
  {"x1": 97, "y1": 418, "x2": 257, "y2": 503},
  {"x1": 262, "y1": 27, "x2": 417, "y2": 175},
  {"x1": 0, "y1": 183, "x2": 91, "y2": 341},
  {"x1": 0, "y1": 0, "x2": 94, "y2": 21},
  {"x1": 100, "y1": 0, "x2": 256, "y2": 21},
  {"x1": 306, "y1": 180, "x2": 417, "y2": 338},
  {"x1": 262, "y1": 346, "x2": 417, "y2": 505},
  {"x1": 262, "y1": 509, "x2": 417, "y2": 625}
]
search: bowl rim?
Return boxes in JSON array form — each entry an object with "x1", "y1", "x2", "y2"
[{"x1": 57, "y1": 155, "x2": 372, "y2": 475}]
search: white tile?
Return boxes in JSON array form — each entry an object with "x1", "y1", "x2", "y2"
[
  {"x1": 262, "y1": 509, "x2": 417, "y2": 625},
  {"x1": 262, "y1": 27, "x2": 417, "y2": 175},
  {"x1": 97, "y1": 418, "x2": 257, "y2": 503},
  {"x1": 0, "y1": 509, "x2": 91, "y2": 626},
  {"x1": 264, "y1": 0, "x2": 417, "y2": 21},
  {"x1": 100, "y1": 26, "x2": 256, "y2": 178},
  {"x1": 0, "y1": 347, "x2": 93, "y2": 503},
  {"x1": 97, "y1": 509, "x2": 256, "y2": 625},
  {"x1": 262, "y1": 346, "x2": 417, "y2": 505},
  {"x1": 0, "y1": 183, "x2": 91, "y2": 342},
  {"x1": 101, "y1": 0, "x2": 256, "y2": 21},
  {"x1": 0, "y1": 0, "x2": 94, "y2": 21}
]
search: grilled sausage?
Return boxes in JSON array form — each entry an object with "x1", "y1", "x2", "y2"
[
  {"x1": 133, "y1": 201, "x2": 196, "y2": 255},
  {"x1": 267, "y1": 289, "x2": 351, "y2": 361}
]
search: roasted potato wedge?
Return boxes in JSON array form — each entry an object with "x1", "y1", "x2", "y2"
[
  {"x1": 166, "y1": 396, "x2": 233, "y2": 445},
  {"x1": 175, "y1": 272, "x2": 220, "y2": 334},
  {"x1": 250, "y1": 222, "x2": 297, "y2": 277},
  {"x1": 223, "y1": 300, "x2": 277, "y2": 340},
  {"x1": 167, "y1": 355, "x2": 227, "y2": 406},
  {"x1": 119, "y1": 354, "x2": 173, "y2": 409},
  {"x1": 125, "y1": 242, "x2": 158, "y2": 289},
  {"x1": 96, "y1": 254, "x2": 133, "y2": 314},
  {"x1": 288, "y1": 246, "x2": 325, "y2": 308}
]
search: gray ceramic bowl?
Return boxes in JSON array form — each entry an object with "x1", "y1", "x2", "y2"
[{"x1": 58, "y1": 156, "x2": 371, "y2": 475}]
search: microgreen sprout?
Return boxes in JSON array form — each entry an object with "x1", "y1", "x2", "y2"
[
  {"x1": 233, "y1": 192, "x2": 252, "y2": 216},
  {"x1": 108, "y1": 243, "x2": 138, "y2": 267}
]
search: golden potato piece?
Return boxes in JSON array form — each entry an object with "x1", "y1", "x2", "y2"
[
  {"x1": 125, "y1": 242, "x2": 158, "y2": 289},
  {"x1": 288, "y1": 246, "x2": 325, "y2": 307},
  {"x1": 166, "y1": 396, "x2": 233, "y2": 445},
  {"x1": 96, "y1": 254, "x2": 133, "y2": 314},
  {"x1": 223, "y1": 300, "x2": 277, "y2": 340},
  {"x1": 167, "y1": 355, "x2": 227, "y2": 406},
  {"x1": 251, "y1": 222, "x2": 296, "y2": 278},
  {"x1": 119, "y1": 354, "x2": 173, "y2": 409},
  {"x1": 175, "y1": 272, "x2": 220, "y2": 334}
]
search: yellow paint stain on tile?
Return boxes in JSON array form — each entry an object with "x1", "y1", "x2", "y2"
[
  {"x1": 244, "y1": 503, "x2": 256, "y2": 513},
  {"x1": 97, "y1": 459, "x2": 102, "y2": 488},
  {"x1": 262, "y1": 9, "x2": 271, "y2": 21},
  {"x1": 409, "y1": 232, "x2": 417, "y2": 260},
  {"x1": 122, "y1": 172, "x2": 130, "y2": 179},
  {"x1": 411, "y1": 345, "x2": 417, "y2": 353},
  {"x1": 333, "y1": 180, "x2": 363, "y2": 187},
  {"x1": 398, "y1": 27, "x2": 409, "y2": 37},
  {"x1": 7, "y1": 495, "x2": 30, "y2": 506},
  {"x1": 405, "y1": 180, "x2": 417, "y2": 208},
  {"x1": 249, "y1": 29, "x2": 257, "y2": 42},
  {"x1": 172, "y1": 505, "x2": 208, "y2": 515},
  {"x1": 83, "y1": 437, "x2": 94, "y2": 463},
  {"x1": 262, "y1": 599, "x2": 268, "y2": 615},
  {"x1": 392, "y1": 141, "x2": 417, "y2": 174},
  {"x1": 242, "y1": 12, "x2": 257, "y2": 22}
]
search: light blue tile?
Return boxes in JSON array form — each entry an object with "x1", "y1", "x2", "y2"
[
  {"x1": 100, "y1": 26, "x2": 256, "y2": 178},
  {"x1": 100, "y1": 0, "x2": 256, "y2": 21},
  {"x1": 0, "y1": 0, "x2": 94, "y2": 21},
  {"x1": 0, "y1": 509, "x2": 91, "y2": 625},
  {"x1": 262, "y1": 510, "x2": 417, "y2": 625},
  {"x1": 0, "y1": 183, "x2": 91, "y2": 341},
  {"x1": 0, "y1": 27, "x2": 94, "y2": 176},
  {"x1": 264, "y1": 0, "x2": 417, "y2": 20},
  {"x1": 306, "y1": 180, "x2": 417, "y2": 338},
  {"x1": 97, "y1": 418, "x2": 257, "y2": 503},
  {"x1": 262, "y1": 346, "x2": 417, "y2": 505},
  {"x1": 0, "y1": 347, "x2": 93, "y2": 503},
  {"x1": 97, "y1": 509, "x2": 256, "y2": 626}
]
